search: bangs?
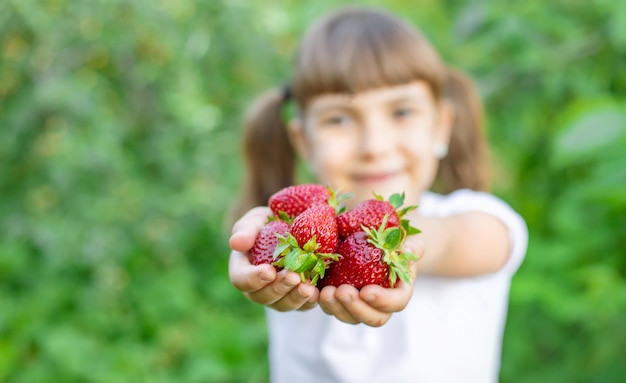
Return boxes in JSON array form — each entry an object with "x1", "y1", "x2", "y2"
[{"x1": 293, "y1": 7, "x2": 445, "y2": 105}]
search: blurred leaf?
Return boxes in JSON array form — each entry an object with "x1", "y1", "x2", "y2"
[
  {"x1": 553, "y1": 104, "x2": 626, "y2": 166},
  {"x1": 1, "y1": 1, "x2": 626, "y2": 382}
]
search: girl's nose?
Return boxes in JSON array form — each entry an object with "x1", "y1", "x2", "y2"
[{"x1": 358, "y1": 116, "x2": 395, "y2": 158}]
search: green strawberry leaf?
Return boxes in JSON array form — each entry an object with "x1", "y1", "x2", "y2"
[
  {"x1": 273, "y1": 242, "x2": 291, "y2": 259},
  {"x1": 400, "y1": 219, "x2": 421, "y2": 235},
  {"x1": 319, "y1": 252, "x2": 341, "y2": 262},
  {"x1": 383, "y1": 247, "x2": 419, "y2": 287},
  {"x1": 275, "y1": 232, "x2": 288, "y2": 241},
  {"x1": 278, "y1": 211, "x2": 293, "y2": 223},
  {"x1": 327, "y1": 186, "x2": 354, "y2": 213},
  {"x1": 389, "y1": 258, "x2": 412, "y2": 285},
  {"x1": 296, "y1": 254, "x2": 318, "y2": 273},
  {"x1": 302, "y1": 235, "x2": 319, "y2": 253},
  {"x1": 272, "y1": 258, "x2": 285, "y2": 268},
  {"x1": 389, "y1": 269, "x2": 398, "y2": 287},
  {"x1": 313, "y1": 258, "x2": 326, "y2": 276},
  {"x1": 397, "y1": 205, "x2": 417, "y2": 218},
  {"x1": 336, "y1": 191, "x2": 355, "y2": 204},
  {"x1": 383, "y1": 228, "x2": 402, "y2": 250},
  {"x1": 396, "y1": 267, "x2": 413, "y2": 285},
  {"x1": 401, "y1": 251, "x2": 420, "y2": 261},
  {"x1": 283, "y1": 249, "x2": 299, "y2": 270},
  {"x1": 310, "y1": 259, "x2": 327, "y2": 286},
  {"x1": 285, "y1": 250, "x2": 317, "y2": 274},
  {"x1": 388, "y1": 192, "x2": 405, "y2": 209}
]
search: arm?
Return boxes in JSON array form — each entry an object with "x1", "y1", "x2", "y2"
[
  {"x1": 406, "y1": 211, "x2": 511, "y2": 277},
  {"x1": 318, "y1": 211, "x2": 511, "y2": 326}
]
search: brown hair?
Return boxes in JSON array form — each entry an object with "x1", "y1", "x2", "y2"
[{"x1": 233, "y1": 6, "x2": 490, "y2": 218}]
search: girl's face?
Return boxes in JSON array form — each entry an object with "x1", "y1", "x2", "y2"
[{"x1": 290, "y1": 81, "x2": 452, "y2": 208}]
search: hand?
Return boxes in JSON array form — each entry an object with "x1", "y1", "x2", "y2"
[
  {"x1": 318, "y1": 239, "x2": 423, "y2": 327},
  {"x1": 228, "y1": 207, "x2": 319, "y2": 312}
]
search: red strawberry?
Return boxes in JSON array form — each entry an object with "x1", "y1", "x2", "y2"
[
  {"x1": 319, "y1": 216, "x2": 419, "y2": 289},
  {"x1": 337, "y1": 192, "x2": 419, "y2": 238},
  {"x1": 269, "y1": 184, "x2": 331, "y2": 219},
  {"x1": 249, "y1": 220, "x2": 291, "y2": 268},
  {"x1": 291, "y1": 204, "x2": 339, "y2": 254},
  {"x1": 337, "y1": 199, "x2": 398, "y2": 237},
  {"x1": 320, "y1": 231, "x2": 390, "y2": 288},
  {"x1": 274, "y1": 204, "x2": 340, "y2": 285}
]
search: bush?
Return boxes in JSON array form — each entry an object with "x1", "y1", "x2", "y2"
[{"x1": 1, "y1": 0, "x2": 624, "y2": 382}]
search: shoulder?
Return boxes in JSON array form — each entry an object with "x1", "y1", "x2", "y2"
[{"x1": 420, "y1": 189, "x2": 529, "y2": 275}]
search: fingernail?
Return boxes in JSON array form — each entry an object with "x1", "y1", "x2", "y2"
[{"x1": 363, "y1": 294, "x2": 376, "y2": 303}]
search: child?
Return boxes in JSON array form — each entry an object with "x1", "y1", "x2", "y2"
[{"x1": 228, "y1": 6, "x2": 528, "y2": 383}]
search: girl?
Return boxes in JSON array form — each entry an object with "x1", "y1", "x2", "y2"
[{"x1": 229, "y1": 6, "x2": 527, "y2": 383}]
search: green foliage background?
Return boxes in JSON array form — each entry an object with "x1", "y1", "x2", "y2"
[{"x1": 1, "y1": 0, "x2": 625, "y2": 382}]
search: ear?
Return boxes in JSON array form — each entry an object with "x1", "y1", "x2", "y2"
[
  {"x1": 435, "y1": 100, "x2": 454, "y2": 145},
  {"x1": 287, "y1": 118, "x2": 310, "y2": 161}
]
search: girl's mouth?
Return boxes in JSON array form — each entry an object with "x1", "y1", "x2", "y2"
[{"x1": 352, "y1": 171, "x2": 401, "y2": 184}]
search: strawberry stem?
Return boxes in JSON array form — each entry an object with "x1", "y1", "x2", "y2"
[
  {"x1": 364, "y1": 213, "x2": 420, "y2": 287},
  {"x1": 273, "y1": 233, "x2": 339, "y2": 285},
  {"x1": 327, "y1": 186, "x2": 354, "y2": 214}
]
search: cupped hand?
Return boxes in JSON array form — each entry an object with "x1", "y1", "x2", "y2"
[
  {"x1": 228, "y1": 207, "x2": 318, "y2": 311},
  {"x1": 318, "y1": 239, "x2": 423, "y2": 327}
]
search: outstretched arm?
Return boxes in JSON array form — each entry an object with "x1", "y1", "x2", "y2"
[
  {"x1": 317, "y1": 209, "x2": 513, "y2": 326},
  {"x1": 407, "y1": 211, "x2": 510, "y2": 277}
]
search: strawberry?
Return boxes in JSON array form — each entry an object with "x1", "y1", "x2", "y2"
[
  {"x1": 319, "y1": 216, "x2": 419, "y2": 289},
  {"x1": 337, "y1": 192, "x2": 420, "y2": 238},
  {"x1": 273, "y1": 204, "x2": 340, "y2": 285},
  {"x1": 291, "y1": 204, "x2": 339, "y2": 254},
  {"x1": 269, "y1": 184, "x2": 331, "y2": 220},
  {"x1": 319, "y1": 231, "x2": 389, "y2": 288},
  {"x1": 249, "y1": 220, "x2": 291, "y2": 268}
]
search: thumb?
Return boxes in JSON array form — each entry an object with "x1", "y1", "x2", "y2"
[{"x1": 229, "y1": 206, "x2": 273, "y2": 252}]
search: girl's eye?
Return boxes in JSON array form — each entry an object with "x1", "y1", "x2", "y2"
[
  {"x1": 323, "y1": 114, "x2": 352, "y2": 126},
  {"x1": 393, "y1": 107, "x2": 416, "y2": 119}
]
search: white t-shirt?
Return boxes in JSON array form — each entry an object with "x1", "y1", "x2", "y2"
[{"x1": 266, "y1": 189, "x2": 528, "y2": 383}]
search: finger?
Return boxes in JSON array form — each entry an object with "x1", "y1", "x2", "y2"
[
  {"x1": 270, "y1": 282, "x2": 318, "y2": 312},
  {"x1": 246, "y1": 269, "x2": 301, "y2": 305},
  {"x1": 297, "y1": 300, "x2": 319, "y2": 311},
  {"x1": 297, "y1": 284, "x2": 320, "y2": 311},
  {"x1": 229, "y1": 207, "x2": 273, "y2": 252},
  {"x1": 359, "y1": 280, "x2": 413, "y2": 313},
  {"x1": 334, "y1": 285, "x2": 392, "y2": 327},
  {"x1": 229, "y1": 251, "x2": 277, "y2": 293},
  {"x1": 319, "y1": 286, "x2": 359, "y2": 325},
  {"x1": 358, "y1": 256, "x2": 420, "y2": 313}
]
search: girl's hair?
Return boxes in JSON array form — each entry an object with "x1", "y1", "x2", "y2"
[{"x1": 233, "y1": 6, "x2": 490, "y2": 217}]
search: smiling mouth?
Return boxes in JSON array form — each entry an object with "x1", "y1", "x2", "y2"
[{"x1": 353, "y1": 172, "x2": 401, "y2": 183}]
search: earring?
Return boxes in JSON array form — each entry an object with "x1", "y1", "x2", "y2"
[{"x1": 433, "y1": 142, "x2": 448, "y2": 159}]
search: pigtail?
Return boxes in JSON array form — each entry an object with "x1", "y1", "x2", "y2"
[
  {"x1": 436, "y1": 68, "x2": 491, "y2": 193},
  {"x1": 231, "y1": 87, "x2": 296, "y2": 220}
]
